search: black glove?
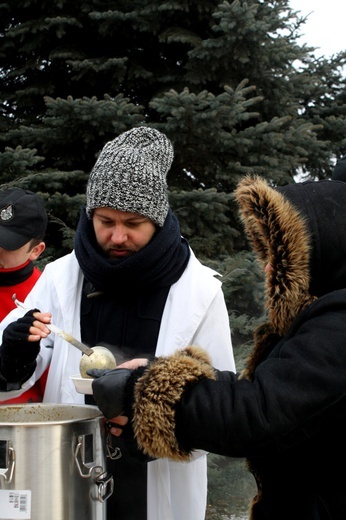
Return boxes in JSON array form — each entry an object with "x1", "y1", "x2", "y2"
[
  {"x1": 88, "y1": 368, "x2": 132, "y2": 419},
  {"x1": 0, "y1": 309, "x2": 41, "y2": 388},
  {"x1": 89, "y1": 366, "x2": 155, "y2": 463}
]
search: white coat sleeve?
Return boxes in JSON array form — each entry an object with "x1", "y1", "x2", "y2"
[{"x1": 191, "y1": 288, "x2": 235, "y2": 372}]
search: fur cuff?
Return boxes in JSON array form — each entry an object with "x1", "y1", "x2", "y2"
[{"x1": 132, "y1": 346, "x2": 216, "y2": 461}]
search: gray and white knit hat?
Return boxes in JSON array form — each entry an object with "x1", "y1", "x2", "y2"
[{"x1": 86, "y1": 126, "x2": 174, "y2": 227}]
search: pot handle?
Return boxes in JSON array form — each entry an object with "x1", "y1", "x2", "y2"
[
  {"x1": 74, "y1": 434, "x2": 104, "y2": 478},
  {"x1": 74, "y1": 435, "x2": 114, "y2": 502},
  {"x1": 95, "y1": 470, "x2": 114, "y2": 502},
  {"x1": 106, "y1": 432, "x2": 122, "y2": 460},
  {"x1": 0, "y1": 440, "x2": 15, "y2": 484}
]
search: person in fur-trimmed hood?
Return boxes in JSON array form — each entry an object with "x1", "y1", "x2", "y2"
[{"x1": 90, "y1": 175, "x2": 346, "y2": 520}]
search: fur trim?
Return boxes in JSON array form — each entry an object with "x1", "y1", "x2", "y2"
[
  {"x1": 235, "y1": 175, "x2": 316, "y2": 336},
  {"x1": 235, "y1": 176, "x2": 318, "y2": 516},
  {"x1": 239, "y1": 322, "x2": 281, "y2": 381},
  {"x1": 132, "y1": 346, "x2": 216, "y2": 461}
]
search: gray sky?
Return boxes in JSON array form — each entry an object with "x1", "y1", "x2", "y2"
[{"x1": 289, "y1": 0, "x2": 346, "y2": 57}]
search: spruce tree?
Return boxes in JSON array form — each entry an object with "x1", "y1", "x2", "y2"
[
  {"x1": 1, "y1": 1, "x2": 346, "y2": 516},
  {"x1": 1, "y1": 0, "x2": 345, "y2": 251}
]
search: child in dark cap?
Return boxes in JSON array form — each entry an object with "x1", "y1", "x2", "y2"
[{"x1": 0, "y1": 187, "x2": 48, "y2": 403}]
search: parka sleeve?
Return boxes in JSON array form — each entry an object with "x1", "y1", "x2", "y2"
[{"x1": 131, "y1": 293, "x2": 346, "y2": 461}]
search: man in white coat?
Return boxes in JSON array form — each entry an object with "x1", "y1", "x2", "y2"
[{"x1": 0, "y1": 126, "x2": 235, "y2": 520}]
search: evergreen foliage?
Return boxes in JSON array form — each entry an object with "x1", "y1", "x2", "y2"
[
  {"x1": 1, "y1": 1, "x2": 346, "y2": 516},
  {"x1": 207, "y1": 454, "x2": 256, "y2": 519}
]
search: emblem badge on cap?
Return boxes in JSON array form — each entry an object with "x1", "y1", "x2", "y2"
[{"x1": 0, "y1": 204, "x2": 14, "y2": 222}]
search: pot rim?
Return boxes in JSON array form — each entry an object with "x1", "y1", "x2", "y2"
[{"x1": 0, "y1": 403, "x2": 103, "y2": 425}]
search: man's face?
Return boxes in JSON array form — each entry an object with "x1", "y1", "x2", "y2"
[{"x1": 92, "y1": 207, "x2": 157, "y2": 259}]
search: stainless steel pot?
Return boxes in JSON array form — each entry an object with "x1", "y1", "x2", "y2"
[{"x1": 0, "y1": 404, "x2": 113, "y2": 520}]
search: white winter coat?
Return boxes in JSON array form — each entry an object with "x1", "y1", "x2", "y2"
[{"x1": 0, "y1": 249, "x2": 235, "y2": 520}]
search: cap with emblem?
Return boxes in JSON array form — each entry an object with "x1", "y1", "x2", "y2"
[{"x1": 0, "y1": 188, "x2": 48, "y2": 251}]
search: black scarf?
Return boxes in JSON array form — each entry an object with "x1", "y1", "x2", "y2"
[
  {"x1": 0, "y1": 260, "x2": 34, "y2": 286},
  {"x1": 74, "y1": 207, "x2": 190, "y2": 293}
]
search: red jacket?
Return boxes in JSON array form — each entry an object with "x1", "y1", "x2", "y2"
[{"x1": 0, "y1": 260, "x2": 48, "y2": 403}]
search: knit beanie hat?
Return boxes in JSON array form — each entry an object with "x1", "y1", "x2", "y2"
[{"x1": 86, "y1": 126, "x2": 174, "y2": 227}]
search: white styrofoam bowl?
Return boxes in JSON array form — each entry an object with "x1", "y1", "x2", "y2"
[{"x1": 71, "y1": 375, "x2": 93, "y2": 395}]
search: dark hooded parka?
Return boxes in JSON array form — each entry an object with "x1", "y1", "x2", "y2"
[{"x1": 122, "y1": 176, "x2": 346, "y2": 520}]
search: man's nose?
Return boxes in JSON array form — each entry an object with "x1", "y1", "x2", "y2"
[{"x1": 110, "y1": 226, "x2": 127, "y2": 244}]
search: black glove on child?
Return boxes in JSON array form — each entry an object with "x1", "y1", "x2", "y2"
[{"x1": 0, "y1": 309, "x2": 41, "y2": 388}]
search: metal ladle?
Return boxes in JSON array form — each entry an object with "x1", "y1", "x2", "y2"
[{"x1": 12, "y1": 295, "x2": 117, "y2": 378}]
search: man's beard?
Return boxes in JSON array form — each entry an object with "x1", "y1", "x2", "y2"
[{"x1": 103, "y1": 246, "x2": 134, "y2": 259}]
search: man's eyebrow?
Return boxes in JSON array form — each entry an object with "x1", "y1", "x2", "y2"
[
  {"x1": 97, "y1": 213, "x2": 148, "y2": 222},
  {"x1": 126, "y1": 215, "x2": 149, "y2": 221},
  {"x1": 96, "y1": 213, "x2": 113, "y2": 219}
]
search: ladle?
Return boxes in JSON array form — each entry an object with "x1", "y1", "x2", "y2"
[{"x1": 12, "y1": 295, "x2": 117, "y2": 378}]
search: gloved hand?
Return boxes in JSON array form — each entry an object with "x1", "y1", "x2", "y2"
[
  {"x1": 0, "y1": 309, "x2": 41, "y2": 387},
  {"x1": 89, "y1": 366, "x2": 155, "y2": 463},
  {"x1": 88, "y1": 368, "x2": 132, "y2": 419}
]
